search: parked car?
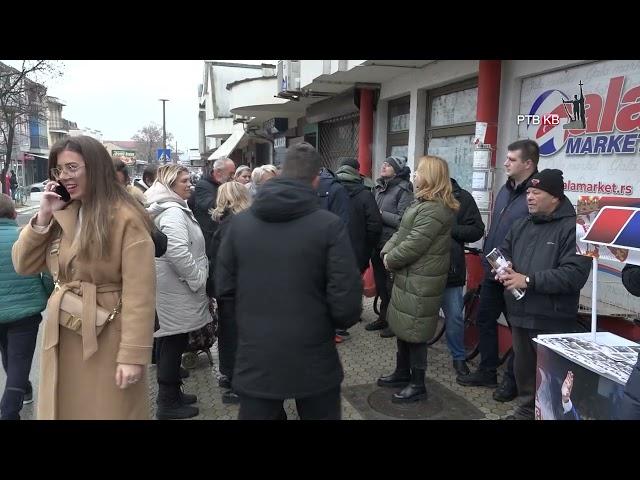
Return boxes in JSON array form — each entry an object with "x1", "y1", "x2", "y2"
[{"x1": 29, "y1": 179, "x2": 47, "y2": 192}]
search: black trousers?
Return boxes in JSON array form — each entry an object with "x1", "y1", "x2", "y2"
[
  {"x1": 0, "y1": 314, "x2": 41, "y2": 420},
  {"x1": 217, "y1": 298, "x2": 237, "y2": 380},
  {"x1": 396, "y1": 338, "x2": 427, "y2": 370},
  {"x1": 476, "y1": 278, "x2": 515, "y2": 382},
  {"x1": 371, "y1": 246, "x2": 393, "y2": 321},
  {"x1": 238, "y1": 387, "x2": 341, "y2": 420},
  {"x1": 156, "y1": 333, "x2": 188, "y2": 386}
]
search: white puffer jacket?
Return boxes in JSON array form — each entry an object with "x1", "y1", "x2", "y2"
[{"x1": 146, "y1": 182, "x2": 210, "y2": 338}]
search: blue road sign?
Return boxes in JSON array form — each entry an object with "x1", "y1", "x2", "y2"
[{"x1": 156, "y1": 148, "x2": 171, "y2": 162}]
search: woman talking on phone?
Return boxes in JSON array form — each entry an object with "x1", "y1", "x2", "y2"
[{"x1": 11, "y1": 136, "x2": 156, "y2": 420}]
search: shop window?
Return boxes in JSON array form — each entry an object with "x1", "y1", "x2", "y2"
[
  {"x1": 425, "y1": 79, "x2": 478, "y2": 191},
  {"x1": 386, "y1": 95, "x2": 410, "y2": 157}
]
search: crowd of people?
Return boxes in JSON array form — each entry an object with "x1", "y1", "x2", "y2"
[{"x1": 1, "y1": 134, "x2": 639, "y2": 420}]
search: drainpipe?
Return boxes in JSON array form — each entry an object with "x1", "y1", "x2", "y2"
[
  {"x1": 476, "y1": 60, "x2": 501, "y2": 168},
  {"x1": 357, "y1": 88, "x2": 374, "y2": 177}
]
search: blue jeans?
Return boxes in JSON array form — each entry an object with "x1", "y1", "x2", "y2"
[
  {"x1": 441, "y1": 286, "x2": 465, "y2": 361},
  {"x1": 0, "y1": 314, "x2": 41, "y2": 420}
]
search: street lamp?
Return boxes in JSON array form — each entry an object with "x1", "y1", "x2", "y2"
[{"x1": 159, "y1": 98, "x2": 169, "y2": 162}]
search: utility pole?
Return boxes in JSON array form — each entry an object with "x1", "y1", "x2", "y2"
[{"x1": 159, "y1": 98, "x2": 169, "y2": 163}]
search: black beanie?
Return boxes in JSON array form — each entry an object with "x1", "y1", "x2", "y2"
[
  {"x1": 339, "y1": 157, "x2": 360, "y2": 171},
  {"x1": 527, "y1": 169, "x2": 564, "y2": 198}
]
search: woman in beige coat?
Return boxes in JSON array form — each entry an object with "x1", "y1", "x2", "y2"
[{"x1": 11, "y1": 135, "x2": 156, "y2": 420}]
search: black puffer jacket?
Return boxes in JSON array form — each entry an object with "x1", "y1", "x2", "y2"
[
  {"x1": 374, "y1": 167, "x2": 414, "y2": 247},
  {"x1": 317, "y1": 168, "x2": 350, "y2": 226},
  {"x1": 192, "y1": 176, "x2": 221, "y2": 255},
  {"x1": 500, "y1": 196, "x2": 592, "y2": 331},
  {"x1": 215, "y1": 177, "x2": 362, "y2": 399},
  {"x1": 447, "y1": 179, "x2": 485, "y2": 287},
  {"x1": 335, "y1": 165, "x2": 383, "y2": 272}
]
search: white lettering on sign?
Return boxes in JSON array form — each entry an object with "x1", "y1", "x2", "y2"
[{"x1": 274, "y1": 137, "x2": 286, "y2": 149}]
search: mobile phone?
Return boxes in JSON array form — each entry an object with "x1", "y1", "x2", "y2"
[{"x1": 53, "y1": 183, "x2": 71, "y2": 202}]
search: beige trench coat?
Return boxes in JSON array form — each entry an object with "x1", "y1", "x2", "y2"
[{"x1": 12, "y1": 200, "x2": 156, "y2": 420}]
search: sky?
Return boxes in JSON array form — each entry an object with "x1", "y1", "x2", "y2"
[{"x1": 2, "y1": 60, "x2": 272, "y2": 156}]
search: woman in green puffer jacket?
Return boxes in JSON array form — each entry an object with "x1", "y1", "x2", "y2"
[
  {"x1": 377, "y1": 156, "x2": 459, "y2": 403},
  {"x1": 0, "y1": 194, "x2": 48, "y2": 419}
]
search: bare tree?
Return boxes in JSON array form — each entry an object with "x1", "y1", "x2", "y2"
[
  {"x1": 132, "y1": 123, "x2": 174, "y2": 164},
  {"x1": 0, "y1": 60, "x2": 63, "y2": 191}
]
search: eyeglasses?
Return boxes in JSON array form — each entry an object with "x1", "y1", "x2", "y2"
[{"x1": 50, "y1": 164, "x2": 85, "y2": 179}]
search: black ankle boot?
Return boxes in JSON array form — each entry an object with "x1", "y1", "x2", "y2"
[
  {"x1": 377, "y1": 353, "x2": 410, "y2": 388},
  {"x1": 392, "y1": 368, "x2": 427, "y2": 403},
  {"x1": 179, "y1": 385, "x2": 198, "y2": 405},
  {"x1": 156, "y1": 383, "x2": 199, "y2": 420}
]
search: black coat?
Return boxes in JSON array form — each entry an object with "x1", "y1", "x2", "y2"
[
  {"x1": 374, "y1": 167, "x2": 414, "y2": 247},
  {"x1": 447, "y1": 179, "x2": 485, "y2": 287},
  {"x1": 317, "y1": 168, "x2": 350, "y2": 225},
  {"x1": 335, "y1": 165, "x2": 383, "y2": 272},
  {"x1": 215, "y1": 177, "x2": 363, "y2": 399},
  {"x1": 500, "y1": 197, "x2": 592, "y2": 331},
  {"x1": 482, "y1": 172, "x2": 538, "y2": 277},
  {"x1": 192, "y1": 176, "x2": 221, "y2": 255},
  {"x1": 206, "y1": 211, "x2": 233, "y2": 298}
]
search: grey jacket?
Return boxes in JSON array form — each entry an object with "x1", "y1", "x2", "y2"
[
  {"x1": 146, "y1": 183, "x2": 210, "y2": 338},
  {"x1": 374, "y1": 171, "x2": 414, "y2": 247}
]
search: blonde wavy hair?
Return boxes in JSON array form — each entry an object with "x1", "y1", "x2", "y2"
[
  {"x1": 210, "y1": 180, "x2": 252, "y2": 221},
  {"x1": 155, "y1": 164, "x2": 189, "y2": 189},
  {"x1": 414, "y1": 155, "x2": 460, "y2": 211}
]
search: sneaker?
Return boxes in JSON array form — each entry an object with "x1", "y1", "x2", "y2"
[
  {"x1": 335, "y1": 335, "x2": 344, "y2": 344},
  {"x1": 456, "y1": 369, "x2": 498, "y2": 388},
  {"x1": 22, "y1": 391, "x2": 33, "y2": 405},
  {"x1": 365, "y1": 318, "x2": 387, "y2": 331},
  {"x1": 222, "y1": 390, "x2": 240, "y2": 405},
  {"x1": 335, "y1": 330, "x2": 351, "y2": 343},
  {"x1": 493, "y1": 376, "x2": 518, "y2": 402}
]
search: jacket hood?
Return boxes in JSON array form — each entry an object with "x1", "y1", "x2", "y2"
[
  {"x1": 335, "y1": 165, "x2": 362, "y2": 184},
  {"x1": 251, "y1": 177, "x2": 320, "y2": 223},
  {"x1": 451, "y1": 178, "x2": 462, "y2": 198},
  {"x1": 531, "y1": 195, "x2": 576, "y2": 223},
  {"x1": 145, "y1": 182, "x2": 189, "y2": 218}
]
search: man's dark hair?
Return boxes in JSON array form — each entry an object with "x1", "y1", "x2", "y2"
[
  {"x1": 508, "y1": 139, "x2": 540, "y2": 167},
  {"x1": 143, "y1": 164, "x2": 158, "y2": 185},
  {"x1": 113, "y1": 158, "x2": 130, "y2": 183},
  {"x1": 281, "y1": 142, "x2": 321, "y2": 183}
]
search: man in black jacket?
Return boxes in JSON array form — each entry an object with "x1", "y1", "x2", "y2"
[
  {"x1": 191, "y1": 157, "x2": 235, "y2": 254},
  {"x1": 335, "y1": 157, "x2": 382, "y2": 272},
  {"x1": 215, "y1": 143, "x2": 362, "y2": 420},
  {"x1": 619, "y1": 264, "x2": 640, "y2": 419},
  {"x1": 496, "y1": 169, "x2": 591, "y2": 420},
  {"x1": 443, "y1": 178, "x2": 485, "y2": 376},
  {"x1": 318, "y1": 167, "x2": 350, "y2": 226},
  {"x1": 457, "y1": 139, "x2": 539, "y2": 402}
]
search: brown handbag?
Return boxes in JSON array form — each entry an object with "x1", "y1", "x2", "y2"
[{"x1": 49, "y1": 238, "x2": 121, "y2": 336}]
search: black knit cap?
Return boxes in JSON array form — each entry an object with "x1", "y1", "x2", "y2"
[
  {"x1": 527, "y1": 169, "x2": 564, "y2": 198},
  {"x1": 339, "y1": 157, "x2": 360, "y2": 171}
]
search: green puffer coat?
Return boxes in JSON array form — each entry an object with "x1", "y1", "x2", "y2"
[
  {"x1": 381, "y1": 199, "x2": 454, "y2": 343},
  {"x1": 0, "y1": 218, "x2": 48, "y2": 324}
]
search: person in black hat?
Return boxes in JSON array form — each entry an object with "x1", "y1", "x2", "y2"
[{"x1": 492, "y1": 168, "x2": 591, "y2": 419}]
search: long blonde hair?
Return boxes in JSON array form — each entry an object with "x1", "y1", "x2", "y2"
[
  {"x1": 210, "y1": 181, "x2": 251, "y2": 221},
  {"x1": 414, "y1": 156, "x2": 460, "y2": 211}
]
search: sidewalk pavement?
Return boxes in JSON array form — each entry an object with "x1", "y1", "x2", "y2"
[{"x1": 6, "y1": 298, "x2": 517, "y2": 420}]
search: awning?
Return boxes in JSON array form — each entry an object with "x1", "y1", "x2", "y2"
[{"x1": 208, "y1": 124, "x2": 245, "y2": 161}]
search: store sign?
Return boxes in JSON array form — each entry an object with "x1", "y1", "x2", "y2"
[
  {"x1": 520, "y1": 61, "x2": 640, "y2": 205},
  {"x1": 112, "y1": 149, "x2": 136, "y2": 158},
  {"x1": 274, "y1": 136, "x2": 286, "y2": 149}
]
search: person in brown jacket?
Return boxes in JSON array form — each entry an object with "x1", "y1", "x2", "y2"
[{"x1": 11, "y1": 135, "x2": 156, "y2": 420}]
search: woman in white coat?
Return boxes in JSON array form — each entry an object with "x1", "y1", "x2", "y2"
[{"x1": 145, "y1": 164, "x2": 209, "y2": 420}]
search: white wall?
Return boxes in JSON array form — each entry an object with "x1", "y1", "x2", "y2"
[{"x1": 300, "y1": 60, "x2": 325, "y2": 89}]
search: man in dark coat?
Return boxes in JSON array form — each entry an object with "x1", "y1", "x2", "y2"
[
  {"x1": 134, "y1": 165, "x2": 157, "y2": 194},
  {"x1": 496, "y1": 169, "x2": 591, "y2": 419},
  {"x1": 317, "y1": 167, "x2": 350, "y2": 226},
  {"x1": 191, "y1": 157, "x2": 235, "y2": 254},
  {"x1": 619, "y1": 264, "x2": 640, "y2": 419},
  {"x1": 335, "y1": 157, "x2": 382, "y2": 273},
  {"x1": 457, "y1": 139, "x2": 539, "y2": 403},
  {"x1": 216, "y1": 142, "x2": 362, "y2": 420},
  {"x1": 443, "y1": 178, "x2": 485, "y2": 376}
]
